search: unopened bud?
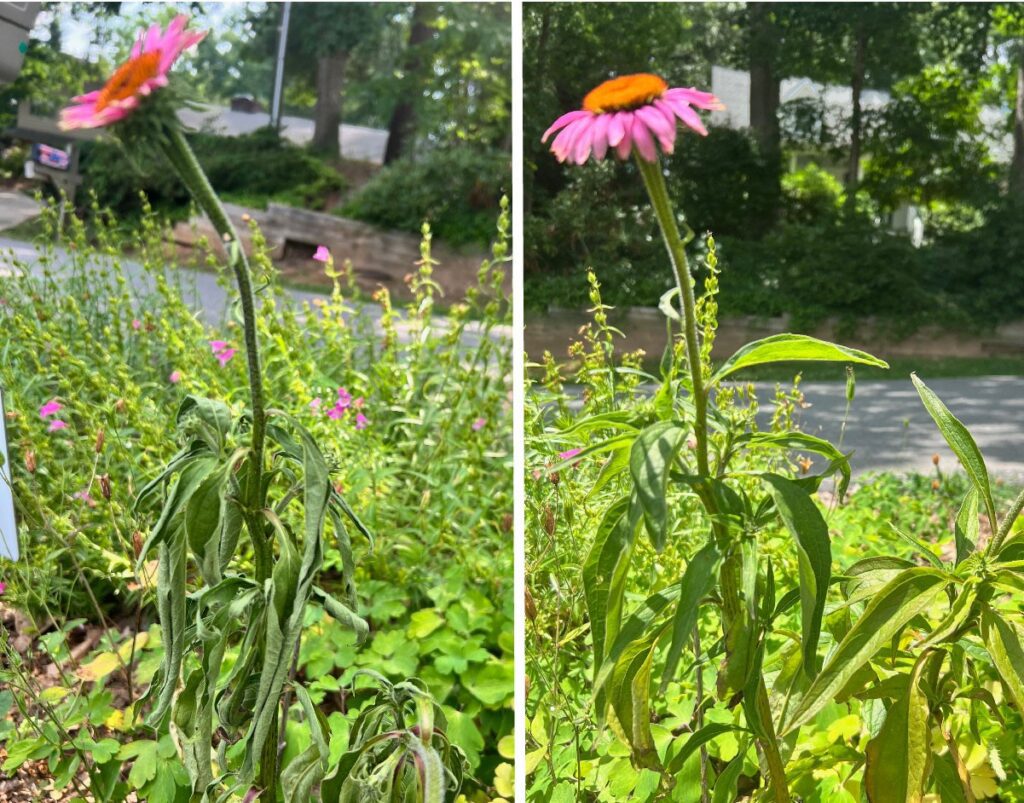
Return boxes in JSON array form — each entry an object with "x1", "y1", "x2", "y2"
[
  {"x1": 114, "y1": 398, "x2": 126, "y2": 413},
  {"x1": 548, "y1": 471, "x2": 560, "y2": 486},
  {"x1": 524, "y1": 588, "x2": 537, "y2": 621},
  {"x1": 241, "y1": 213, "x2": 251, "y2": 223},
  {"x1": 686, "y1": 437, "x2": 698, "y2": 450},
  {"x1": 500, "y1": 512, "x2": 512, "y2": 533},
  {"x1": 24, "y1": 450, "x2": 36, "y2": 474},
  {"x1": 931, "y1": 479, "x2": 941, "y2": 490},
  {"x1": 99, "y1": 474, "x2": 111, "y2": 500},
  {"x1": 132, "y1": 530, "x2": 144, "y2": 559},
  {"x1": 931, "y1": 454, "x2": 940, "y2": 466},
  {"x1": 94, "y1": 429, "x2": 105, "y2": 454},
  {"x1": 543, "y1": 506, "x2": 555, "y2": 536}
]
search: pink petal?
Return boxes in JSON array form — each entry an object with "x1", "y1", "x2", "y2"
[
  {"x1": 572, "y1": 119, "x2": 596, "y2": 164},
  {"x1": 313, "y1": 246, "x2": 331, "y2": 262},
  {"x1": 209, "y1": 340, "x2": 229, "y2": 353},
  {"x1": 143, "y1": 23, "x2": 162, "y2": 54},
  {"x1": 39, "y1": 400, "x2": 62, "y2": 419},
  {"x1": 542, "y1": 110, "x2": 590, "y2": 143},
  {"x1": 71, "y1": 90, "x2": 100, "y2": 104},
  {"x1": 216, "y1": 348, "x2": 236, "y2": 366},
  {"x1": 631, "y1": 116, "x2": 658, "y2": 162},
  {"x1": 606, "y1": 112, "x2": 627, "y2": 148},
  {"x1": 667, "y1": 98, "x2": 709, "y2": 136},
  {"x1": 637, "y1": 105, "x2": 676, "y2": 155},
  {"x1": 550, "y1": 117, "x2": 589, "y2": 163},
  {"x1": 48, "y1": 420, "x2": 67, "y2": 432},
  {"x1": 354, "y1": 413, "x2": 369, "y2": 430},
  {"x1": 667, "y1": 87, "x2": 724, "y2": 111},
  {"x1": 169, "y1": 370, "x2": 182, "y2": 384},
  {"x1": 558, "y1": 448, "x2": 582, "y2": 461},
  {"x1": 588, "y1": 113, "x2": 611, "y2": 160}
]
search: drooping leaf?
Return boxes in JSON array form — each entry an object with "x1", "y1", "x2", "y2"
[
  {"x1": 912, "y1": 374, "x2": 996, "y2": 527},
  {"x1": 660, "y1": 540, "x2": 720, "y2": 693},
  {"x1": 711, "y1": 334, "x2": 887, "y2": 384},
  {"x1": 665, "y1": 722, "x2": 747, "y2": 775},
  {"x1": 629, "y1": 421, "x2": 688, "y2": 552},
  {"x1": 594, "y1": 584, "x2": 681, "y2": 693},
  {"x1": 763, "y1": 474, "x2": 832, "y2": 676},
  {"x1": 739, "y1": 432, "x2": 852, "y2": 499},
  {"x1": 981, "y1": 606, "x2": 1024, "y2": 713},
  {"x1": 606, "y1": 628, "x2": 663, "y2": 769},
  {"x1": 784, "y1": 567, "x2": 949, "y2": 733},
  {"x1": 864, "y1": 652, "x2": 933, "y2": 803}
]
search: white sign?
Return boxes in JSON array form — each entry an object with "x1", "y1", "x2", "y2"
[{"x1": 0, "y1": 389, "x2": 18, "y2": 560}]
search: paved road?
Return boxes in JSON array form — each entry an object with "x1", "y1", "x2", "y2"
[
  {"x1": 776, "y1": 376, "x2": 1024, "y2": 481},
  {"x1": 0, "y1": 236, "x2": 507, "y2": 352}
]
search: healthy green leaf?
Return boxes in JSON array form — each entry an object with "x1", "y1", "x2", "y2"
[
  {"x1": 981, "y1": 606, "x2": 1024, "y2": 713},
  {"x1": 784, "y1": 567, "x2": 949, "y2": 733},
  {"x1": 660, "y1": 540, "x2": 720, "y2": 693},
  {"x1": 630, "y1": 421, "x2": 688, "y2": 552},
  {"x1": 711, "y1": 334, "x2": 887, "y2": 384},
  {"x1": 912, "y1": 374, "x2": 996, "y2": 527},
  {"x1": 763, "y1": 474, "x2": 832, "y2": 676}
]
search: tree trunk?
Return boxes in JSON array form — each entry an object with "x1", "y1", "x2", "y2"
[
  {"x1": 748, "y1": 2, "x2": 781, "y2": 225},
  {"x1": 845, "y1": 25, "x2": 867, "y2": 207},
  {"x1": 384, "y1": 3, "x2": 435, "y2": 164},
  {"x1": 1010, "y1": 40, "x2": 1024, "y2": 196},
  {"x1": 312, "y1": 52, "x2": 347, "y2": 157}
]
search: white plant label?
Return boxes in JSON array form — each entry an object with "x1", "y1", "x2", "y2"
[{"x1": 0, "y1": 389, "x2": 18, "y2": 560}]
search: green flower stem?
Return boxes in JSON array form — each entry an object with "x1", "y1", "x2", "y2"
[
  {"x1": 160, "y1": 126, "x2": 270, "y2": 580},
  {"x1": 635, "y1": 154, "x2": 791, "y2": 803},
  {"x1": 635, "y1": 156, "x2": 710, "y2": 478},
  {"x1": 991, "y1": 486, "x2": 1024, "y2": 554}
]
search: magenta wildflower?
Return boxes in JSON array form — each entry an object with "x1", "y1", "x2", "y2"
[
  {"x1": 326, "y1": 404, "x2": 345, "y2": 420},
  {"x1": 313, "y1": 245, "x2": 331, "y2": 263},
  {"x1": 215, "y1": 348, "x2": 236, "y2": 367},
  {"x1": 354, "y1": 412, "x2": 369, "y2": 430},
  {"x1": 542, "y1": 74, "x2": 723, "y2": 164},
  {"x1": 0, "y1": 582, "x2": 6, "y2": 595},
  {"x1": 169, "y1": 370, "x2": 182, "y2": 384},
  {"x1": 39, "y1": 399, "x2": 62, "y2": 419},
  {"x1": 73, "y1": 489, "x2": 95, "y2": 507},
  {"x1": 131, "y1": 318, "x2": 141, "y2": 331},
  {"x1": 209, "y1": 340, "x2": 229, "y2": 352},
  {"x1": 309, "y1": 397, "x2": 322, "y2": 412},
  {"x1": 472, "y1": 417, "x2": 487, "y2": 431},
  {"x1": 558, "y1": 448, "x2": 583, "y2": 461},
  {"x1": 48, "y1": 420, "x2": 68, "y2": 432},
  {"x1": 336, "y1": 387, "x2": 352, "y2": 409}
]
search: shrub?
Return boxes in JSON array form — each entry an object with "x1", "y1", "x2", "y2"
[
  {"x1": 341, "y1": 146, "x2": 510, "y2": 247},
  {"x1": 78, "y1": 127, "x2": 345, "y2": 220}
]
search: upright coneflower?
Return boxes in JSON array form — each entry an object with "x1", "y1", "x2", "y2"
[{"x1": 542, "y1": 73, "x2": 722, "y2": 164}]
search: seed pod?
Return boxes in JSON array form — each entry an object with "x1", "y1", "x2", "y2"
[
  {"x1": 94, "y1": 429, "x2": 105, "y2": 454},
  {"x1": 525, "y1": 588, "x2": 537, "y2": 621},
  {"x1": 548, "y1": 471, "x2": 560, "y2": 486},
  {"x1": 114, "y1": 398, "x2": 127, "y2": 414},
  {"x1": 932, "y1": 453, "x2": 940, "y2": 466},
  {"x1": 543, "y1": 506, "x2": 555, "y2": 536},
  {"x1": 500, "y1": 512, "x2": 512, "y2": 533},
  {"x1": 24, "y1": 450, "x2": 36, "y2": 474},
  {"x1": 132, "y1": 530, "x2": 144, "y2": 559},
  {"x1": 99, "y1": 474, "x2": 111, "y2": 500}
]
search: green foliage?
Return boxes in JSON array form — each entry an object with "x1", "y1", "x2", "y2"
[
  {"x1": 78, "y1": 128, "x2": 346, "y2": 220},
  {"x1": 0, "y1": 194, "x2": 511, "y2": 800},
  {"x1": 342, "y1": 147, "x2": 510, "y2": 247}
]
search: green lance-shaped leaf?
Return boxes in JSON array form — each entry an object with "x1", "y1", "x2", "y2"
[
  {"x1": 784, "y1": 567, "x2": 950, "y2": 733},
  {"x1": 864, "y1": 652, "x2": 934, "y2": 803},
  {"x1": 738, "y1": 432, "x2": 853, "y2": 499},
  {"x1": 607, "y1": 628, "x2": 664, "y2": 769},
  {"x1": 185, "y1": 463, "x2": 230, "y2": 586},
  {"x1": 582, "y1": 496, "x2": 636, "y2": 703},
  {"x1": 912, "y1": 374, "x2": 996, "y2": 528},
  {"x1": 763, "y1": 474, "x2": 832, "y2": 677},
  {"x1": 630, "y1": 421, "x2": 688, "y2": 552},
  {"x1": 711, "y1": 334, "x2": 887, "y2": 385},
  {"x1": 150, "y1": 530, "x2": 188, "y2": 724},
  {"x1": 954, "y1": 488, "x2": 979, "y2": 566},
  {"x1": 281, "y1": 684, "x2": 332, "y2": 802},
  {"x1": 660, "y1": 540, "x2": 721, "y2": 693},
  {"x1": 665, "y1": 723, "x2": 748, "y2": 775},
  {"x1": 137, "y1": 456, "x2": 218, "y2": 568},
  {"x1": 981, "y1": 606, "x2": 1024, "y2": 713},
  {"x1": 712, "y1": 739, "x2": 750, "y2": 803}
]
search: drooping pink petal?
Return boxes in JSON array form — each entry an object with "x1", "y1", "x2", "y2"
[
  {"x1": 39, "y1": 400, "x2": 62, "y2": 419},
  {"x1": 48, "y1": 420, "x2": 68, "y2": 433},
  {"x1": 590, "y1": 113, "x2": 611, "y2": 160},
  {"x1": 631, "y1": 116, "x2": 658, "y2": 162},
  {"x1": 354, "y1": 413, "x2": 369, "y2": 430},
  {"x1": 551, "y1": 117, "x2": 590, "y2": 163},
  {"x1": 615, "y1": 116, "x2": 635, "y2": 160},
  {"x1": 636, "y1": 105, "x2": 676, "y2": 155},
  {"x1": 216, "y1": 348, "x2": 236, "y2": 367},
  {"x1": 542, "y1": 110, "x2": 591, "y2": 143},
  {"x1": 606, "y1": 112, "x2": 627, "y2": 148},
  {"x1": 666, "y1": 97, "x2": 709, "y2": 136},
  {"x1": 209, "y1": 340, "x2": 229, "y2": 353},
  {"x1": 572, "y1": 119, "x2": 596, "y2": 164},
  {"x1": 667, "y1": 87, "x2": 724, "y2": 111},
  {"x1": 313, "y1": 245, "x2": 331, "y2": 262},
  {"x1": 71, "y1": 90, "x2": 101, "y2": 104}
]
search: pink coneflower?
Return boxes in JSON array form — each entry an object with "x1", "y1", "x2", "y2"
[
  {"x1": 48, "y1": 420, "x2": 68, "y2": 433},
  {"x1": 39, "y1": 399, "x2": 62, "y2": 419},
  {"x1": 168, "y1": 370, "x2": 181, "y2": 384},
  {"x1": 472, "y1": 417, "x2": 487, "y2": 431},
  {"x1": 59, "y1": 16, "x2": 206, "y2": 131},
  {"x1": 542, "y1": 74, "x2": 723, "y2": 164},
  {"x1": 354, "y1": 413, "x2": 369, "y2": 430},
  {"x1": 313, "y1": 245, "x2": 331, "y2": 263}
]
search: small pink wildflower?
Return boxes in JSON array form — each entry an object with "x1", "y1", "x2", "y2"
[
  {"x1": 48, "y1": 420, "x2": 68, "y2": 433},
  {"x1": 73, "y1": 489, "x2": 96, "y2": 507},
  {"x1": 215, "y1": 348, "x2": 236, "y2": 367},
  {"x1": 353, "y1": 397, "x2": 364, "y2": 409},
  {"x1": 313, "y1": 245, "x2": 331, "y2": 263},
  {"x1": 131, "y1": 318, "x2": 141, "y2": 331},
  {"x1": 309, "y1": 397, "x2": 322, "y2": 412},
  {"x1": 169, "y1": 370, "x2": 182, "y2": 384},
  {"x1": 336, "y1": 387, "x2": 352, "y2": 409},
  {"x1": 39, "y1": 399, "x2": 62, "y2": 419},
  {"x1": 558, "y1": 448, "x2": 583, "y2": 461},
  {"x1": 0, "y1": 582, "x2": 6, "y2": 595},
  {"x1": 354, "y1": 412, "x2": 369, "y2": 430},
  {"x1": 326, "y1": 404, "x2": 345, "y2": 420},
  {"x1": 472, "y1": 417, "x2": 487, "y2": 431},
  {"x1": 209, "y1": 340, "x2": 229, "y2": 353}
]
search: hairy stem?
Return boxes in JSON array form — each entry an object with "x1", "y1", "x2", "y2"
[
  {"x1": 636, "y1": 153, "x2": 790, "y2": 800},
  {"x1": 991, "y1": 486, "x2": 1024, "y2": 554}
]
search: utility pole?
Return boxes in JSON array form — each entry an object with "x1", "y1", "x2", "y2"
[{"x1": 270, "y1": 1, "x2": 291, "y2": 132}]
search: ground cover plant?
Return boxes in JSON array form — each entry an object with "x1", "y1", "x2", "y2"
[
  {"x1": 526, "y1": 72, "x2": 1024, "y2": 801},
  {"x1": 0, "y1": 14, "x2": 512, "y2": 802}
]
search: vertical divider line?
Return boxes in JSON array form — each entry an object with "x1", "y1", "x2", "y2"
[{"x1": 511, "y1": 2, "x2": 526, "y2": 802}]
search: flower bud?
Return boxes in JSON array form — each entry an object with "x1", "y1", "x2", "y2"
[
  {"x1": 24, "y1": 450, "x2": 36, "y2": 474},
  {"x1": 99, "y1": 474, "x2": 111, "y2": 500},
  {"x1": 543, "y1": 506, "x2": 555, "y2": 536},
  {"x1": 94, "y1": 429, "x2": 105, "y2": 454},
  {"x1": 524, "y1": 588, "x2": 537, "y2": 621},
  {"x1": 500, "y1": 512, "x2": 513, "y2": 533},
  {"x1": 132, "y1": 530, "x2": 143, "y2": 559},
  {"x1": 114, "y1": 398, "x2": 127, "y2": 414},
  {"x1": 931, "y1": 479, "x2": 941, "y2": 491},
  {"x1": 931, "y1": 453, "x2": 940, "y2": 466}
]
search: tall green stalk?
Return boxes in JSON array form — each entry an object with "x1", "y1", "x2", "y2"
[{"x1": 635, "y1": 155, "x2": 792, "y2": 803}]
